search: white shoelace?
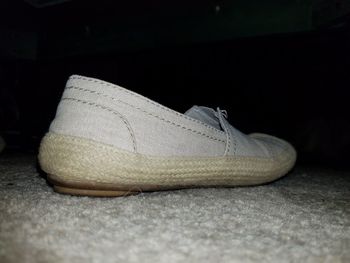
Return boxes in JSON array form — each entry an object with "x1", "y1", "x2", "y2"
[{"x1": 216, "y1": 107, "x2": 230, "y2": 156}]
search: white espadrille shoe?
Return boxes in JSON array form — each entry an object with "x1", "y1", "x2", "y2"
[{"x1": 39, "y1": 75, "x2": 296, "y2": 196}]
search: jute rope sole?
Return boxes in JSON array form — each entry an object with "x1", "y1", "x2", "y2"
[{"x1": 39, "y1": 132, "x2": 296, "y2": 197}]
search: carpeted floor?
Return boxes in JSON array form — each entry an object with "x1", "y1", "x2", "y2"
[{"x1": 0, "y1": 154, "x2": 349, "y2": 263}]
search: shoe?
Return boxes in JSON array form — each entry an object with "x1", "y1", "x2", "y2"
[{"x1": 39, "y1": 75, "x2": 296, "y2": 197}]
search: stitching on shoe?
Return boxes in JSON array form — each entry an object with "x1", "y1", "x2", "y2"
[
  {"x1": 231, "y1": 128, "x2": 237, "y2": 155},
  {"x1": 66, "y1": 86, "x2": 225, "y2": 143},
  {"x1": 61, "y1": 97, "x2": 137, "y2": 152},
  {"x1": 224, "y1": 123, "x2": 231, "y2": 156},
  {"x1": 69, "y1": 75, "x2": 225, "y2": 134},
  {"x1": 227, "y1": 123, "x2": 237, "y2": 156},
  {"x1": 218, "y1": 117, "x2": 237, "y2": 156},
  {"x1": 218, "y1": 114, "x2": 231, "y2": 156}
]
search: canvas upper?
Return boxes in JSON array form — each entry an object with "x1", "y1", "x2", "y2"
[{"x1": 49, "y1": 75, "x2": 295, "y2": 160}]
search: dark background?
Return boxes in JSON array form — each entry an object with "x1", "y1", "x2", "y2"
[{"x1": 1, "y1": 0, "x2": 350, "y2": 168}]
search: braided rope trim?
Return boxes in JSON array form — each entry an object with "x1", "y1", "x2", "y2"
[{"x1": 39, "y1": 133, "x2": 296, "y2": 188}]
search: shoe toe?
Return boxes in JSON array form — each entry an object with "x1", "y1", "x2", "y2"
[{"x1": 249, "y1": 133, "x2": 297, "y2": 168}]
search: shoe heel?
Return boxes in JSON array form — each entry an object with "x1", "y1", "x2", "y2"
[{"x1": 39, "y1": 133, "x2": 143, "y2": 197}]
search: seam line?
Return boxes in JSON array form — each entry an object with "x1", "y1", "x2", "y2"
[
  {"x1": 69, "y1": 75, "x2": 224, "y2": 134},
  {"x1": 65, "y1": 85, "x2": 225, "y2": 143},
  {"x1": 61, "y1": 97, "x2": 137, "y2": 152}
]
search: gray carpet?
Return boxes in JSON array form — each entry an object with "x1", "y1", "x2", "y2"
[{"x1": 0, "y1": 154, "x2": 349, "y2": 263}]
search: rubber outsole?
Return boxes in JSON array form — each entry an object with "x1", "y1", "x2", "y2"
[{"x1": 53, "y1": 185, "x2": 138, "y2": 197}]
